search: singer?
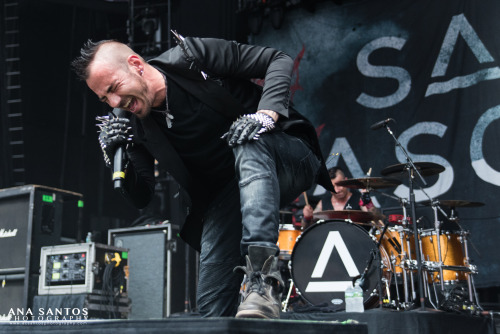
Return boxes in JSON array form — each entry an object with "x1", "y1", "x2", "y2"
[{"x1": 71, "y1": 35, "x2": 334, "y2": 319}]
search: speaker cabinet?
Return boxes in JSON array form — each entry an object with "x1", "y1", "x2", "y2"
[
  {"x1": 108, "y1": 224, "x2": 198, "y2": 319},
  {"x1": 0, "y1": 185, "x2": 83, "y2": 316}
]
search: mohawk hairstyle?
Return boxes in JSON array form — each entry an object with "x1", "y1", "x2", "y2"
[
  {"x1": 71, "y1": 39, "x2": 116, "y2": 81},
  {"x1": 328, "y1": 166, "x2": 344, "y2": 179}
]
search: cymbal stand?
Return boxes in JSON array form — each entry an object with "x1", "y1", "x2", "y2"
[
  {"x1": 446, "y1": 210, "x2": 481, "y2": 310},
  {"x1": 429, "y1": 200, "x2": 446, "y2": 291},
  {"x1": 383, "y1": 123, "x2": 428, "y2": 311},
  {"x1": 391, "y1": 256, "x2": 402, "y2": 308},
  {"x1": 368, "y1": 188, "x2": 411, "y2": 309},
  {"x1": 395, "y1": 197, "x2": 413, "y2": 307}
]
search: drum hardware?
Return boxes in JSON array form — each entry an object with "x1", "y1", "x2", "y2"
[
  {"x1": 374, "y1": 222, "x2": 415, "y2": 306},
  {"x1": 417, "y1": 199, "x2": 483, "y2": 312},
  {"x1": 281, "y1": 278, "x2": 295, "y2": 312},
  {"x1": 355, "y1": 222, "x2": 391, "y2": 309},
  {"x1": 376, "y1": 117, "x2": 444, "y2": 311},
  {"x1": 381, "y1": 194, "x2": 423, "y2": 307},
  {"x1": 389, "y1": 254, "x2": 402, "y2": 308},
  {"x1": 427, "y1": 277, "x2": 440, "y2": 310}
]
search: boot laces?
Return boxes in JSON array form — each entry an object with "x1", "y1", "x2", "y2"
[{"x1": 247, "y1": 271, "x2": 268, "y2": 296}]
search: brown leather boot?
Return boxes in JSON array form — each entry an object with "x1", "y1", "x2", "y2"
[{"x1": 234, "y1": 245, "x2": 284, "y2": 319}]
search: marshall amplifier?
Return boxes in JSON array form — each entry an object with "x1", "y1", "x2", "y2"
[{"x1": 0, "y1": 184, "x2": 83, "y2": 317}]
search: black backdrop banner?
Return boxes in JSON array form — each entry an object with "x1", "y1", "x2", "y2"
[{"x1": 255, "y1": 0, "x2": 500, "y2": 287}]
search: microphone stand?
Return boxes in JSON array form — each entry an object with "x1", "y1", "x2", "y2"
[{"x1": 383, "y1": 123, "x2": 428, "y2": 311}]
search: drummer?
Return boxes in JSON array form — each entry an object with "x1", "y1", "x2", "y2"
[{"x1": 302, "y1": 167, "x2": 378, "y2": 229}]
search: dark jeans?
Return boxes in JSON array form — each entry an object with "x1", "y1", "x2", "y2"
[{"x1": 197, "y1": 131, "x2": 321, "y2": 317}]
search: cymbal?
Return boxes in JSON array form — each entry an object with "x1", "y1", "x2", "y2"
[
  {"x1": 314, "y1": 210, "x2": 383, "y2": 224},
  {"x1": 381, "y1": 162, "x2": 445, "y2": 177},
  {"x1": 419, "y1": 200, "x2": 485, "y2": 208},
  {"x1": 336, "y1": 177, "x2": 402, "y2": 189}
]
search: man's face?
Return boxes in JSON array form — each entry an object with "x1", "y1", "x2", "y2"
[
  {"x1": 86, "y1": 58, "x2": 154, "y2": 118},
  {"x1": 331, "y1": 173, "x2": 349, "y2": 200}
]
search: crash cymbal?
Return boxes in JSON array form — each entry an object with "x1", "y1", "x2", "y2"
[
  {"x1": 314, "y1": 210, "x2": 383, "y2": 224},
  {"x1": 381, "y1": 162, "x2": 445, "y2": 177},
  {"x1": 336, "y1": 177, "x2": 402, "y2": 189},
  {"x1": 419, "y1": 200, "x2": 485, "y2": 208}
]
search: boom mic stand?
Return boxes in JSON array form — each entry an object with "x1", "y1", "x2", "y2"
[{"x1": 381, "y1": 122, "x2": 428, "y2": 311}]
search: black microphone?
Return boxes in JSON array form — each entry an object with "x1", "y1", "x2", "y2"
[
  {"x1": 113, "y1": 146, "x2": 126, "y2": 191},
  {"x1": 370, "y1": 118, "x2": 395, "y2": 130},
  {"x1": 111, "y1": 109, "x2": 127, "y2": 191}
]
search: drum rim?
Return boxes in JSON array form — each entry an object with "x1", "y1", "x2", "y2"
[{"x1": 279, "y1": 223, "x2": 300, "y2": 231}]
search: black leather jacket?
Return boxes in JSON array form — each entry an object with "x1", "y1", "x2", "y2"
[{"x1": 114, "y1": 37, "x2": 333, "y2": 250}]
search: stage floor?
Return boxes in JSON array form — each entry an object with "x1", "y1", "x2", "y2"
[
  {"x1": 0, "y1": 309, "x2": 496, "y2": 334},
  {"x1": 283, "y1": 308, "x2": 497, "y2": 334}
]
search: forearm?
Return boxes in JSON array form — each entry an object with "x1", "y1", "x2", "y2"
[{"x1": 185, "y1": 37, "x2": 293, "y2": 117}]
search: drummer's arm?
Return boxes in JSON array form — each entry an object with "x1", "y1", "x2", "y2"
[
  {"x1": 313, "y1": 201, "x2": 323, "y2": 213},
  {"x1": 302, "y1": 201, "x2": 322, "y2": 229},
  {"x1": 359, "y1": 190, "x2": 381, "y2": 215}
]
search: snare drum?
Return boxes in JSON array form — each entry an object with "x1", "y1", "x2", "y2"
[
  {"x1": 420, "y1": 229, "x2": 466, "y2": 283},
  {"x1": 277, "y1": 224, "x2": 301, "y2": 260},
  {"x1": 290, "y1": 220, "x2": 390, "y2": 309}
]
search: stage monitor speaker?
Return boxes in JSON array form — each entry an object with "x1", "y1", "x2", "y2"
[
  {"x1": 108, "y1": 224, "x2": 198, "y2": 319},
  {"x1": 0, "y1": 185, "x2": 83, "y2": 317}
]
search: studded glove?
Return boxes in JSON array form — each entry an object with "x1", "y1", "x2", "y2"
[
  {"x1": 223, "y1": 113, "x2": 276, "y2": 147},
  {"x1": 96, "y1": 116, "x2": 133, "y2": 168}
]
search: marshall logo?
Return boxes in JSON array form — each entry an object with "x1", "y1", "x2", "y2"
[{"x1": 0, "y1": 228, "x2": 18, "y2": 238}]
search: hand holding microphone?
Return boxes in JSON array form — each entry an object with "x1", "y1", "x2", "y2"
[{"x1": 96, "y1": 115, "x2": 133, "y2": 190}]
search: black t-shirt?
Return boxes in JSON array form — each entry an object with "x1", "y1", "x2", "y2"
[
  {"x1": 150, "y1": 77, "x2": 236, "y2": 198},
  {"x1": 321, "y1": 191, "x2": 362, "y2": 211}
]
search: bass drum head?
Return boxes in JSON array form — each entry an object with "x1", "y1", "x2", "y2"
[{"x1": 291, "y1": 220, "x2": 388, "y2": 309}]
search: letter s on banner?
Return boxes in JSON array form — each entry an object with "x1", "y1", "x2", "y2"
[
  {"x1": 471, "y1": 105, "x2": 500, "y2": 186},
  {"x1": 356, "y1": 36, "x2": 411, "y2": 109},
  {"x1": 393, "y1": 122, "x2": 454, "y2": 202}
]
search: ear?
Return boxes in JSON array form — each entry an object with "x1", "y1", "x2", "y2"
[{"x1": 127, "y1": 55, "x2": 144, "y2": 75}]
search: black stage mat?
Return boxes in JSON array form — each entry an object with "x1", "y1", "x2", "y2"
[
  {"x1": 0, "y1": 318, "x2": 366, "y2": 334},
  {"x1": 0, "y1": 310, "x2": 495, "y2": 334},
  {"x1": 282, "y1": 308, "x2": 497, "y2": 334}
]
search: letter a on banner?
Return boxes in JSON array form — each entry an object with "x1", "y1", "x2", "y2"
[{"x1": 305, "y1": 231, "x2": 360, "y2": 293}]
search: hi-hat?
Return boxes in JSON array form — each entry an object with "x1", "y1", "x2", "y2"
[
  {"x1": 314, "y1": 210, "x2": 384, "y2": 224},
  {"x1": 419, "y1": 200, "x2": 485, "y2": 208},
  {"x1": 381, "y1": 162, "x2": 445, "y2": 177},
  {"x1": 336, "y1": 177, "x2": 402, "y2": 189}
]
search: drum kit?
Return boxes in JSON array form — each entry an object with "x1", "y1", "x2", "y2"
[
  {"x1": 277, "y1": 121, "x2": 484, "y2": 314},
  {"x1": 278, "y1": 170, "x2": 483, "y2": 313}
]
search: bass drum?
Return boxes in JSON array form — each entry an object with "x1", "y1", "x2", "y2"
[{"x1": 290, "y1": 220, "x2": 390, "y2": 309}]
